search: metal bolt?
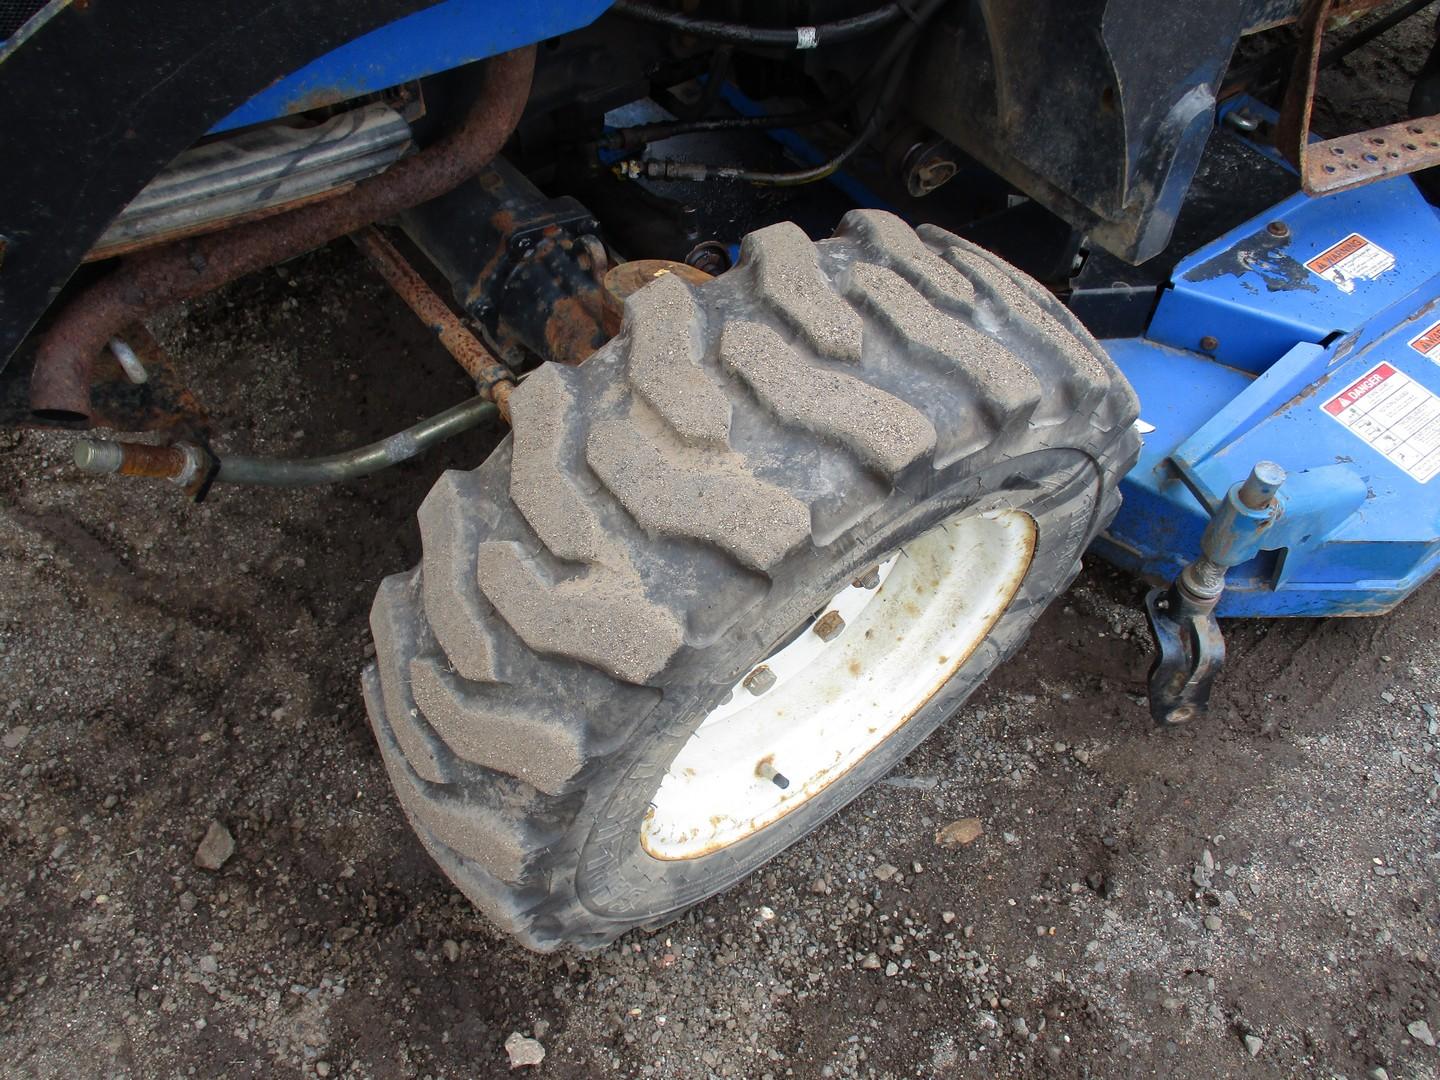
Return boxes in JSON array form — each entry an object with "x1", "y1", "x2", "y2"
[
  {"x1": 852, "y1": 566, "x2": 881, "y2": 590},
  {"x1": 812, "y1": 610, "x2": 846, "y2": 642},
  {"x1": 1199, "y1": 335, "x2": 1220, "y2": 352},
  {"x1": 757, "y1": 761, "x2": 790, "y2": 789},
  {"x1": 1238, "y1": 461, "x2": 1286, "y2": 509},
  {"x1": 1225, "y1": 109, "x2": 1261, "y2": 133},
  {"x1": 1266, "y1": 220, "x2": 1291, "y2": 239},
  {"x1": 743, "y1": 664, "x2": 777, "y2": 696}
]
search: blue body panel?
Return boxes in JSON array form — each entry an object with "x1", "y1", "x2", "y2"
[
  {"x1": 1098, "y1": 172, "x2": 1440, "y2": 616},
  {"x1": 212, "y1": 0, "x2": 612, "y2": 133}
]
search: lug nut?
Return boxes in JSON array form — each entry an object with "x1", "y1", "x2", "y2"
[
  {"x1": 852, "y1": 566, "x2": 881, "y2": 590},
  {"x1": 812, "y1": 610, "x2": 846, "y2": 642},
  {"x1": 743, "y1": 665, "x2": 776, "y2": 696},
  {"x1": 757, "y1": 762, "x2": 790, "y2": 789}
]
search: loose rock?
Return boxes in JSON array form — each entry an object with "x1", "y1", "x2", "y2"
[
  {"x1": 1408, "y1": 1019, "x2": 1435, "y2": 1047},
  {"x1": 504, "y1": 1032, "x2": 546, "y2": 1069},
  {"x1": 193, "y1": 821, "x2": 235, "y2": 871},
  {"x1": 935, "y1": 818, "x2": 983, "y2": 847}
]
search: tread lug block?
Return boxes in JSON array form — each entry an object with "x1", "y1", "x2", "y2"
[
  {"x1": 587, "y1": 415, "x2": 812, "y2": 573},
  {"x1": 368, "y1": 574, "x2": 455, "y2": 785},
  {"x1": 838, "y1": 209, "x2": 978, "y2": 307},
  {"x1": 845, "y1": 263, "x2": 1041, "y2": 435},
  {"x1": 417, "y1": 472, "x2": 503, "y2": 684},
  {"x1": 719, "y1": 321, "x2": 935, "y2": 478},
  {"x1": 623, "y1": 273, "x2": 731, "y2": 448},
  {"x1": 507, "y1": 365, "x2": 609, "y2": 565},
  {"x1": 476, "y1": 541, "x2": 685, "y2": 684},
  {"x1": 739, "y1": 222, "x2": 865, "y2": 363}
]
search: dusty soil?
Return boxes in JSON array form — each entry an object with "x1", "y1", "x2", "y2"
[{"x1": 4, "y1": 17, "x2": 1440, "y2": 1079}]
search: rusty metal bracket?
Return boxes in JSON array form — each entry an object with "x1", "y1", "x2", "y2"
[
  {"x1": 1277, "y1": 0, "x2": 1440, "y2": 194},
  {"x1": 1, "y1": 324, "x2": 211, "y2": 438}
]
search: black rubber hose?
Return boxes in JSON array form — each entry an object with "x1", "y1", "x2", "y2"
[
  {"x1": 611, "y1": 0, "x2": 906, "y2": 48},
  {"x1": 620, "y1": 0, "x2": 945, "y2": 185}
]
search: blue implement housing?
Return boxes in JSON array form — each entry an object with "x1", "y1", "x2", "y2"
[{"x1": 1094, "y1": 161, "x2": 1440, "y2": 616}]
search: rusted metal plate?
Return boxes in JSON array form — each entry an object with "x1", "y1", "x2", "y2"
[
  {"x1": 1303, "y1": 116, "x2": 1440, "y2": 193},
  {"x1": 1277, "y1": 0, "x2": 1440, "y2": 196}
]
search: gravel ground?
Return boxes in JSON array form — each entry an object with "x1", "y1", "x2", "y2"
[{"x1": 4, "y1": 17, "x2": 1440, "y2": 1079}]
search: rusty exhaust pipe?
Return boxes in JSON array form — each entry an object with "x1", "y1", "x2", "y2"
[{"x1": 31, "y1": 46, "x2": 536, "y2": 422}]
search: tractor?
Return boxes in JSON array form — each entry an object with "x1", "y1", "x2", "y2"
[{"x1": 3, "y1": 0, "x2": 1438, "y2": 950}]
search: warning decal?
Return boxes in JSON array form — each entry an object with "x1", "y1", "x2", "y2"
[
  {"x1": 1409, "y1": 319, "x2": 1440, "y2": 363},
  {"x1": 1322, "y1": 362, "x2": 1440, "y2": 483},
  {"x1": 1305, "y1": 233, "x2": 1395, "y2": 293}
]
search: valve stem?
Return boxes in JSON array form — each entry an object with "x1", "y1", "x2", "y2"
[{"x1": 757, "y1": 761, "x2": 790, "y2": 789}]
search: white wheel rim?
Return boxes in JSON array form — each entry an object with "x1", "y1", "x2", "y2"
[{"x1": 641, "y1": 507, "x2": 1037, "y2": 861}]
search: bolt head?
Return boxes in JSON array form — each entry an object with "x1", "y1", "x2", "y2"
[
  {"x1": 812, "y1": 610, "x2": 846, "y2": 642},
  {"x1": 1266, "y1": 221, "x2": 1291, "y2": 239},
  {"x1": 1199, "y1": 335, "x2": 1220, "y2": 352},
  {"x1": 742, "y1": 665, "x2": 777, "y2": 696},
  {"x1": 852, "y1": 566, "x2": 881, "y2": 590}
]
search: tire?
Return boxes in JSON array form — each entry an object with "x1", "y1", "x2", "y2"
[{"x1": 362, "y1": 210, "x2": 1140, "y2": 951}]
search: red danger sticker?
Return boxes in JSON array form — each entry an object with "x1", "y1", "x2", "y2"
[{"x1": 1322, "y1": 361, "x2": 1440, "y2": 482}]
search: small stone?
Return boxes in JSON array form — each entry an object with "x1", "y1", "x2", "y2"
[
  {"x1": 935, "y1": 818, "x2": 983, "y2": 847},
  {"x1": 197, "y1": 955, "x2": 218, "y2": 975},
  {"x1": 1380, "y1": 691, "x2": 1396, "y2": 704},
  {"x1": 1369, "y1": 1068, "x2": 1391, "y2": 1080},
  {"x1": 860, "y1": 953, "x2": 882, "y2": 970},
  {"x1": 1408, "y1": 1019, "x2": 1435, "y2": 1046},
  {"x1": 3, "y1": 725, "x2": 30, "y2": 750},
  {"x1": 1013, "y1": 1017, "x2": 1029, "y2": 1037},
  {"x1": 315, "y1": 1064, "x2": 331, "y2": 1078},
  {"x1": 1244, "y1": 1035, "x2": 1263, "y2": 1057},
  {"x1": 193, "y1": 821, "x2": 235, "y2": 871},
  {"x1": 533, "y1": 1019, "x2": 550, "y2": 1039},
  {"x1": 505, "y1": 1032, "x2": 546, "y2": 1069},
  {"x1": 177, "y1": 891, "x2": 197, "y2": 913},
  {"x1": 1204, "y1": 915, "x2": 1222, "y2": 932},
  {"x1": 441, "y1": 939, "x2": 460, "y2": 963},
  {"x1": 758, "y1": 905, "x2": 776, "y2": 922},
  {"x1": 941, "y1": 911, "x2": 956, "y2": 924},
  {"x1": 102, "y1": 794, "x2": 119, "y2": 810},
  {"x1": 884, "y1": 961, "x2": 899, "y2": 977},
  {"x1": 1072, "y1": 749, "x2": 1090, "y2": 765},
  {"x1": 874, "y1": 864, "x2": 898, "y2": 882}
]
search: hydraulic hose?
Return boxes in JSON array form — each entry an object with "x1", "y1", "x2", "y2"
[
  {"x1": 72, "y1": 396, "x2": 501, "y2": 490},
  {"x1": 611, "y1": 1, "x2": 907, "y2": 49},
  {"x1": 619, "y1": 0, "x2": 946, "y2": 185}
]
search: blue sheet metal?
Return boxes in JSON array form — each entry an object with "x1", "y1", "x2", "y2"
[
  {"x1": 1097, "y1": 172, "x2": 1440, "y2": 616},
  {"x1": 212, "y1": 0, "x2": 612, "y2": 133}
]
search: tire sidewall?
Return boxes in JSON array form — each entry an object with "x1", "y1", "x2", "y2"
[{"x1": 573, "y1": 446, "x2": 1104, "y2": 923}]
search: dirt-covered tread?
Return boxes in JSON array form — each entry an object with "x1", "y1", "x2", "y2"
[
  {"x1": 409, "y1": 655, "x2": 587, "y2": 796},
  {"x1": 587, "y1": 413, "x2": 812, "y2": 573},
  {"x1": 368, "y1": 573, "x2": 453, "y2": 785},
  {"x1": 475, "y1": 541, "x2": 684, "y2": 684},
  {"x1": 846, "y1": 262, "x2": 1041, "y2": 426},
  {"x1": 839, "y1": 209, "x2": 979, "y2": 306},
  {"x1": 507, "y1": 365, "x2": 609, "y2": 565},
  {"x1": 741, "y1": 222, "x2": 864, "y2": 363},
  {"x1": 719, "y1": 321, "x2": 935, "y2": 477},
  {"x1": 623, "y1": 273, "x2": 730, "y2": 447},
  {"x1": 416, "y1": 471, "x2": 502, "y2": 683},
  {"x1": 365, "y1": 208, "x2": 1140, "y2": 951}
]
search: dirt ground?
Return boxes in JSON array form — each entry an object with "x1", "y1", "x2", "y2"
[{"x1": 5, "y1": 13, "x2": 1440, "y2": 1080}]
